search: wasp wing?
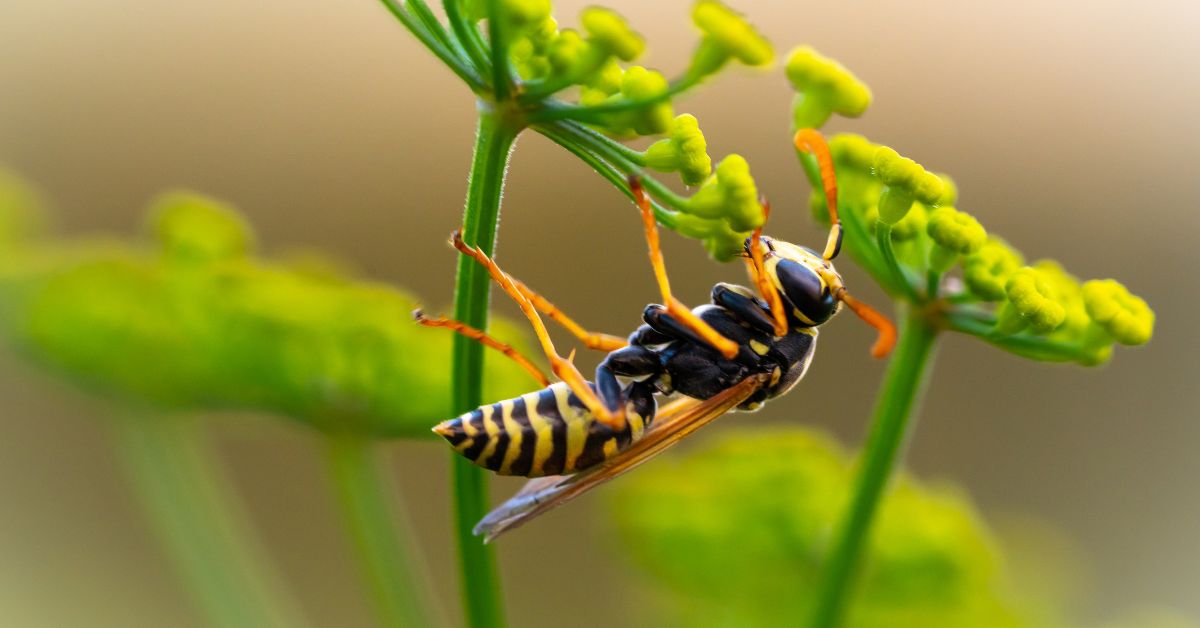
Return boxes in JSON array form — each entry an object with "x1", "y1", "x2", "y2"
[{"x1": 474, "y1": 373, "x2": 769, "y2": 543}]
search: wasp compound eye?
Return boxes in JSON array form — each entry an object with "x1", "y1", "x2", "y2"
[{"x1": 775, "y1": 259, "x2": 837, "y2": 325}]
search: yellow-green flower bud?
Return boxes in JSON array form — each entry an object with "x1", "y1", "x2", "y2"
[
  {"x1": 829, "y1": 133, "x2": 878, "y2": 173},
  {"x1": 499, "y1": 0, "x2": 551, "y2": 28},
  {"x1": 873, "y1": 146, "x2": 943, "y2": 225},
  {"x1": 689, "y1": 0, "x2": 774, "y2": 78},
  {"x1": 546, "y1": 29, "x2": 588, "y2": 76},
  {"x1": 1082, "y1": 279, "x2": 1154, "y2": 346},
  {"x1": 996, "y1": 267, "x2": 1066, "y2": 334},
  {"x1": 889, "y1": 203, "x2": 928, "y2": 242},
  {"x1": 580, "y1": 7, "x2": 644, "y2": 62},
  {"x1": 619, "y1": 66, "x2": 674, "y2": 135},
  {"x1": 149, "y1": 192, "x2": 253, "y2": 264},
  {"x1": 685, "y1": 154, "x2": 762, "y2": 232},
  {"x1": 962, "y1": 238, "x2": 1023, "y2": 301},
  {"x1": 643, "y1": 114, "x2": 712, "y2": 186},
  {"x1": 927, "y1": 207, "x2": 985, "y2": 253},
  {"x1": 785, "y1": 46, "x2": 871, "y2": 129},
  {"x1": 936, "y1": 173, "x2": 958, "y2": 205},
  {"x1": 926, "y1": 207, "x2": 986, "y2": 273}
]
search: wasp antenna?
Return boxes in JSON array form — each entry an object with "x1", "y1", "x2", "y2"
[
  {"x1": 794, "y1": 129, "x2": 843, "y2": 261},
  {"x1": 835, "y1": 288, "x2": 897, "y2": 358}
]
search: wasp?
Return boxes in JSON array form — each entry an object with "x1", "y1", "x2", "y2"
[{"x1": 417, "y1": 130, "x2": 896, "y2": 542}]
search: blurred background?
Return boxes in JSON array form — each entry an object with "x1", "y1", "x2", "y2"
[{"x1": 1, "y1": 0, "x2": 1197, "y2": 626}]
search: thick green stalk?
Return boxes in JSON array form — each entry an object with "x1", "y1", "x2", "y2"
[
  {"x1": 111, "y1": 412, "x2": 307, "y2": 628},
  {"x1": 450, "y1": 110, "x2": 519, "y2": 628},
  {"x1": 327, "y1": 435, "x2": 439, "y2": 628},
  {"x1": 809, "y1": 309, "x2": 938, "y2": 628}
]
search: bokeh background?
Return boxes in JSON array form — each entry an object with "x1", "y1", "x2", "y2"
[{"x1": 1, "y1": 0, "x2": 1197, "y2": 626}]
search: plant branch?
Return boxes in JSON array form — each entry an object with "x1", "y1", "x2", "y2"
[
  {"x1": 111, "y1": 411, "x2": 307, "y2": 628},
  {"x1": 327, "y1": 435, "x2": 440, "y2": 628},
  {"x1": 378, "y1": 0, "x2": 487, "y2": 92},
  {"x1": 449, "y1": 110, "x2": 519, "y2": 628},
  {"x1": 486, "y1": 0, "x2": 514, "y2": 101},
  {"x1": 444, "y1": 0, "x2": 492, "y2": 79},
  {"x1": 874, "y1": 222, "x2": 921, "y2": 302},
  {"x1": 809, "y1": 309, "x2": 939, "y2": 628},
  {"x1": 534, "y1": 121, "x2": 680, "y2": 229}
]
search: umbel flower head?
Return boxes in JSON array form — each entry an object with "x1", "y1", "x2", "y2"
[{"x1": 801, "y1": 126, "x2": 1155, "y2": 365}]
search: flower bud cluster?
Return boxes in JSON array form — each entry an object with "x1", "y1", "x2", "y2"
[
  {"x1": 809, "y1": 133, "x2": 1154, "y2": 364},
  {"x1": 674, "y1": 154, "x2": 763, "y2": 261}
]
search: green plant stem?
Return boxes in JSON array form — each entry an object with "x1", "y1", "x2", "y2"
[
  {"x1": 874, "y1": 222, "x2": 921, "y2": 302},
  {"x1": 809, "y1": 309, "x2": 939, "y2": 628},
  {"x1": 111, "y1": 411, "x2": 307, "y2": 628},
  {"x1": 486, "y1": 0, "x2": 513, "y2": 101},
  {"x1": 534, "y1": 122, "x2": 679, "y2": 229},
  {"x1": 405, "y1": 0, "x2": 457, "y2": 56},
  {"x1": 327, "y1": 435, "x2": 440, "y2": 628},
  {"x1": 444, "y1": 0, "x2": 491, "y2": 78},
  {"x1": 378, "y1": 0, "x2": 486, "y2": 91},
  {"x1": 450, "y1": 110, "x2": 519, "y2": 628},
  {"x1": 942, "y1": 308, "x2": 1086, "y2": 362}
]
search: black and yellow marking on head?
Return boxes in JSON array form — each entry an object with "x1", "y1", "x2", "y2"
[{"x1": 433, "y1": 383, "x2": 654, "y2": 478}]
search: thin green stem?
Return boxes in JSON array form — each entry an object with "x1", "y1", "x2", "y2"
[
  {"x1": 486, "y1": 0, "x2": 513, "y2": 101},
  {"x1": 444, "y1": 0, "x2": 492, "y2": 78},
  {"x1": 405, "y1": 0, "x2": 457, "y2": 57},
  {"x1": 534, "y1": 122, "x2": 680, "y2": 228},
  {"x1": 450, "y1": 110, "x2": 519, "y2": 628},
  {"x1": 926, "y1": 269, "x2": 941, "y2": 299},
  {"x1": 528, "y1": 76, "x2": 699, "y2": 123},
  {"x1": 111, "y1": 411, "x2": 307, "y2": 628},
  {"x1": 942, "y1": 308, "x2": 1086, "y2": 363},
  {"x1": 327, "y1": 435, "x2": 441, "y2": 628},
  {"x1": 810, "y1": 309, "x2": 939, "y2": 628},
  {"x1": 874, "y1": 222, "x2": 921, "y2": 302},
  {"x1": 378, "y1": 0, "x2": 487, "y2": 92}
]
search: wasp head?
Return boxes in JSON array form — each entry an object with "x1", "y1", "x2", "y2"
[{"x1": 747, "y1": 236, "x2": 844, "y2": 327}]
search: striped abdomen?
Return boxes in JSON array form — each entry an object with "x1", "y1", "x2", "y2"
[{"x1": 433, "y1": 382, "x2": 655, "y2": 477}]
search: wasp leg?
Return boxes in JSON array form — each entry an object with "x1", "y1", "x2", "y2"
[
  {"x1": 711, "y1": 283, "x2": 778, "y2": 336},
  {"x1": 642, "y1": 304, "x2": 757, "y2": 367},
  {"x1": 629, "y1": 177, "x2": 739, "y2": 360},
  {"x1": 450, "y1": 231, "x2": 626, "y2": 430},
  {"x1": 413, "y1": 310, "x2": 550, "y2": 387},
  {"x1": 595, "y1": 345, "x2": 661, "y2": 416},
  {"x1": 508, "y1": 278, "x2": 628, "y2": 352},
  {"x1": 745, "y1": 203, "x2": 789, "y2": 337}
]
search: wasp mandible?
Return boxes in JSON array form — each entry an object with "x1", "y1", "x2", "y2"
[{"x1": 418, "y1": 130, "x2": 896, "y2": 542}]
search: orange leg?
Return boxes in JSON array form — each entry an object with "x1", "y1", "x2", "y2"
[
  {"x1": 794, "y1": 129, "x2": 843, "y2": 262},
  {"x1": 450, "y1": 232, "x2": 626, "y2": 430},
  {"x1": 509, "y1": 278, "x2": 627, "y2": 352},
  {"x1": 629, "y1": 177, "x2": 739, "y2": 360},
  {"x1": 744, "y1": 199, "x2": 789, "y2": 337},
  {"x1": 413, "y1": 310, "x2": 550, "y2": 387}
]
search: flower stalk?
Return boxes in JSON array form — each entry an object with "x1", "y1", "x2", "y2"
[
  {"x1": 111, "y1": 411, "x2": 307, "y2": 628},
  {"x1": 327, "y1": 435, "x2": 440, "y2": 628},
  {"x1": 449, "y1": 109, "x2": 520, "y2": 628},
  {"x1": 808, "y1": 310, "x2": 938, "y2": 627}
]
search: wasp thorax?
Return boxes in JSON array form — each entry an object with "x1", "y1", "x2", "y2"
[{"x1": 750, "y1": 236, "x2": 842, "y2": 327}]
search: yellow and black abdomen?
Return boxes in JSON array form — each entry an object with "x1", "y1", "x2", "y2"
[{"x1": 433, "y1": 382, "x2": 655, "y2": 477}]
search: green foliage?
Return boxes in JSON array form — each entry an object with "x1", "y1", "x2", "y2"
[
  {"x1": 610, "y1": 428, "x2": 1028, "y2": 628},
  {"x1": 0, "y1": 184, "x2": 533, "y2": 438}
]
